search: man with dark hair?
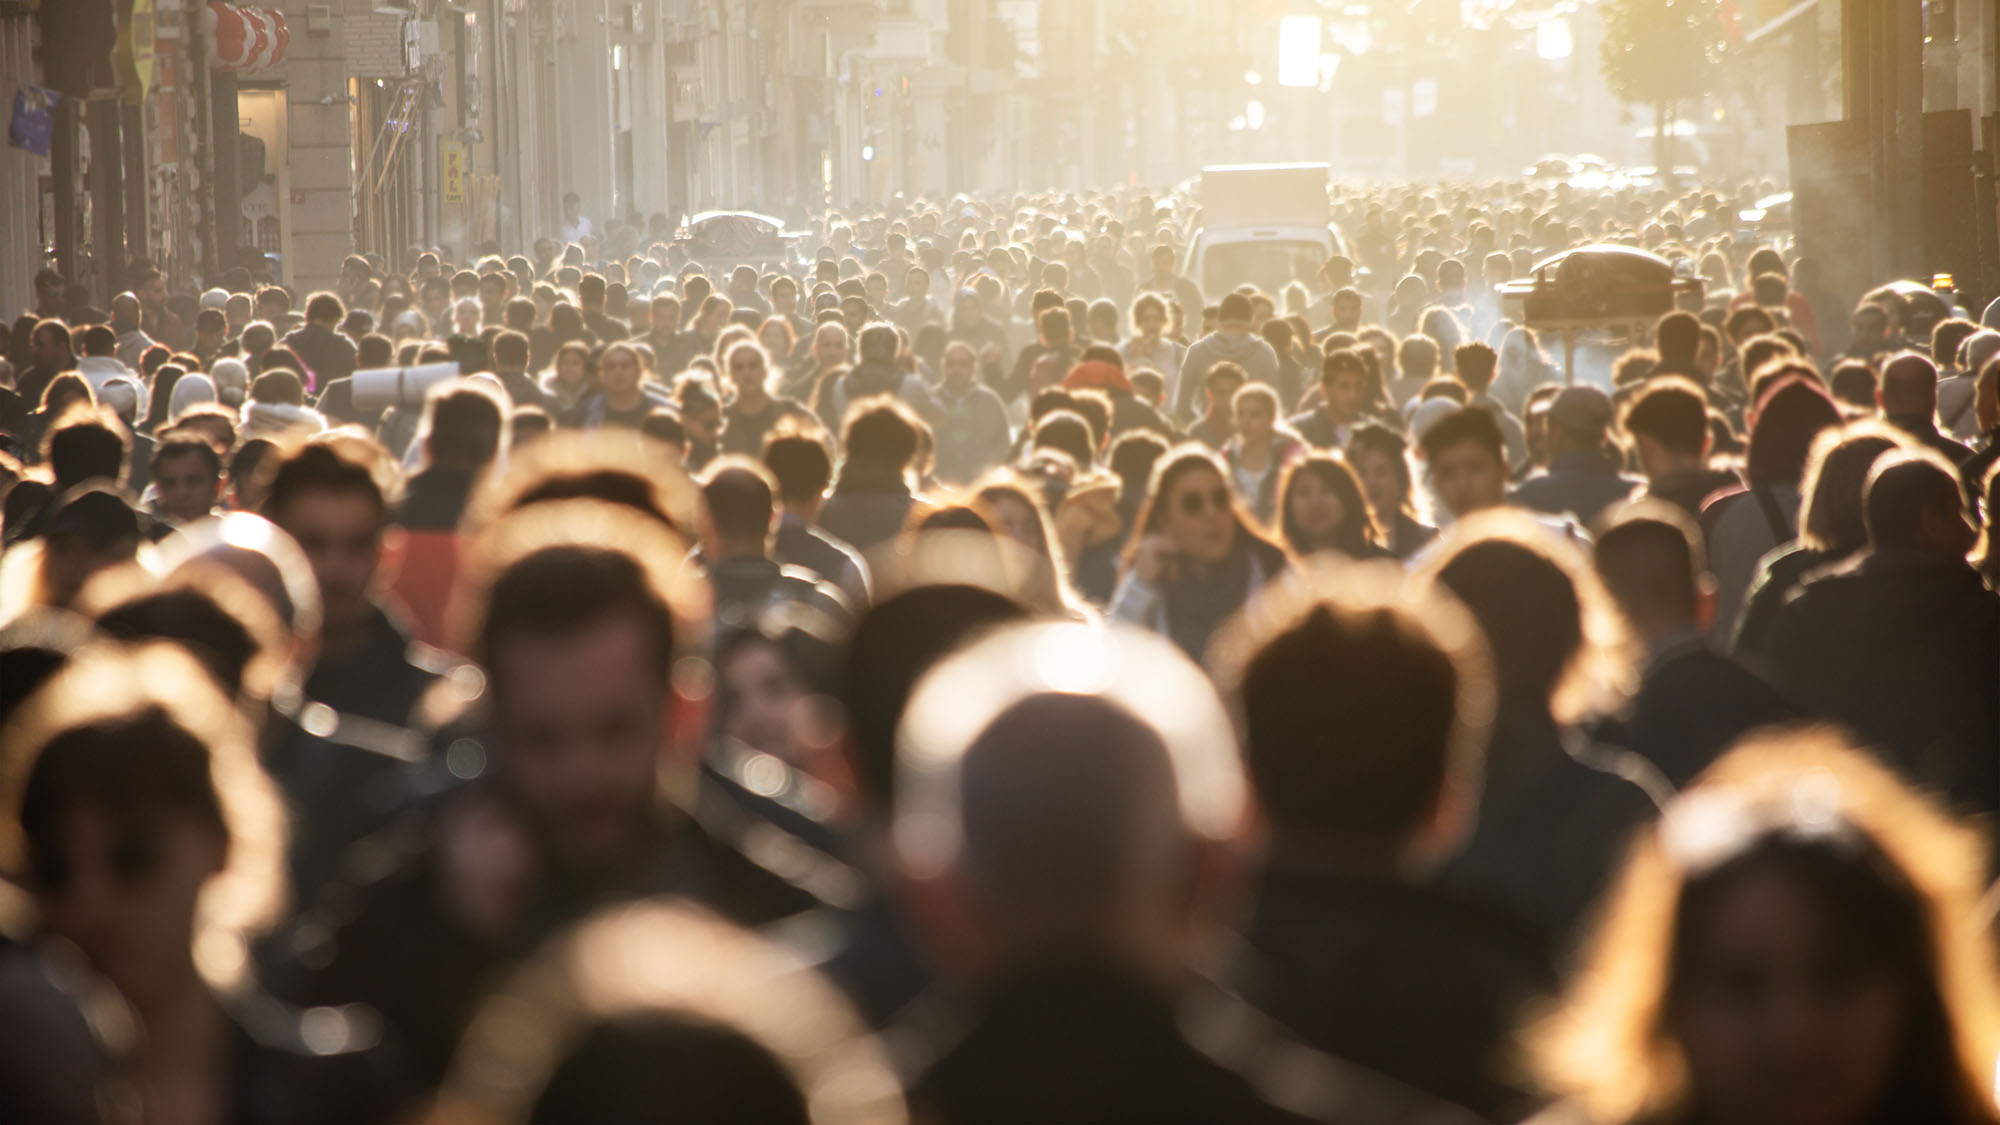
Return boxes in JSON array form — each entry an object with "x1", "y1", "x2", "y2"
[
  {"x1": 1212, "y1": 568, "x2": 1553, "y2": 1121},
  {"x1": 820, "y1": 322, "x2": 941, "y2": 431},
  {"x1": 488, "y1": 328, "x2": 552, "y2": 412},
  {"x1": 1391, "y1": 334, "x2": 1440, "y2": 408},
  {"x1": 1590, "y1": 504, "x2": 1794, "y2": 787},
  {"x1": 278, "y1": 501, "x2": 817, "y2": 1100},
  {"x1": 1177, "y1": 292, "x2": 1280, "y2": 420},
  {"x1": 1289, "y1": 349, "x2": 1367, "y2": 450},
  {"x1": 134, "y1": 266, "x2": 186, "y2": 350},
  {"x1": 819, "y1": 398, "x2": 922, "y2": 555},
  {"x1": 9, "y1": 267, "x2": 67, "y2": 374},
  {"x1": 254, "y1": 435, "x2": 460, "y2": 900},
  {"x1": 1142, "y1": 243, "x2": 1203, "y2": 326},
  {"x1": 1765, "y1": 451, "x2": 1999, "y2": 816},
  {"x1": 18, "y1": 318, "x2": 76, "y2": 408},
  {"x1": 281, "y1": 291, "x2": 358, "y2": 389},
  {"x1": 1454, "y1": 341, "x2": 1526, "y2": 467},
  {"x1": 1651, "y1": 310, "x2": 1705, "y2": 383},
  {"x1": 762, "y1": 429, "x2": 869, "y2": 605},
  {"x1": 578, "y1": 273, "x2": 629, "y2": 342},
  {"x1": 698, "y1": 457, "x2": 849, "y2": 631},
  {"x1": 1623, "y1": 377, "x2": 1741, "y2": 516},
  {"x1": 149, "y1": 434, "x2": 223, "y2": 526},
  {"x1": 109, "y1": 292, "x2": 157, "y2": 370},
  {"x1": 73, "y1": 323, "x2": 134, "y2": 391},
  {"x1": 1879, "y1": 352, "x2": 1973, "y2": 464},
  {"x1": 933, "y1": 340, "x2": 1013, "y2": 484},
  {"x1": 1004, "y1": 303, "x2": 1078, "y2": 406},
  {"x1": 1508, "y1": 385, "x2": 1640, "y2": 524},
  {"x1": 256, "y1": 284, "x2": 301, "y2": 334},
  {"x1": 45, "y1": 405, "x2": 129, "y2": 493},
  {"x1": 1420, "y1": 407, "x2": 1511, "y2": 523}
]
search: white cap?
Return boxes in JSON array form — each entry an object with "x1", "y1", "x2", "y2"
[{"x1": 200, "y1": 287, "x2": 231, "y2": 310}]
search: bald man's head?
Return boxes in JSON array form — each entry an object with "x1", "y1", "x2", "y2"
[
  {"x1": 958, "y1": 694, "x2": 1182, "y2": 925},
  {"x1": 1880, "y1": 352, "x2": 1939, "y2": 417}
]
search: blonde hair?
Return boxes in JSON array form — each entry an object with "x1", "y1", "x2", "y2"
[{"x1": 1530, "y1": 727, "x2": 2000, "y2": 1124}]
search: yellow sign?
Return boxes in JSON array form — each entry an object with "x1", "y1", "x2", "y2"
[
  {"x1": 116, "y1": 0, "x2": 158, "y2": 104},
  {"x1": 441, "y1": 138, "x2": 465, "y2": 204}
]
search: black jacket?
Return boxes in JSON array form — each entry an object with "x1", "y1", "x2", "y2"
[
  {"x1": 910, "y1": 956, "x2": 1471, "y2": 1125},
  {"x1": 272, "y1": 785, "x2": 821, "y2": 1097},
  {"x1": 282, "y1": 322, "x2": 359, "y2": 388},
  {"x1": 818, "y1": 461, "x2": 916, "y2": 556},
  {"x1": 1237, "y1": 860, "x2": 1555, "y2": 1122},
  {"x1": 1765, "y1": 548, "x2": 2000, "y2": 816},
  {"x1": 1438, "y1": 707, "x2": 1663, "y2": 949},
  {"x1": 1593, "y1": 630, "x2": 1799, "y2": 788}
]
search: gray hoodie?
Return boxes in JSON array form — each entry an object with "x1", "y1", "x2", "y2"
[{"x1": 1176, "y1": 329, "x2": 1280, "y2": 421}]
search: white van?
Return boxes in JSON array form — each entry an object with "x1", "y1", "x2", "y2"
[{"x1": 1185, "y1": 163, "x2": 1350, "y2": 299}]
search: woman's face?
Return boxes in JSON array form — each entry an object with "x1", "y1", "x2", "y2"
[
  {"x1": 1670, "y1": 862, "x2": 1911, "y2": 1125},
  {"x1": 455, "y1": 303, "x2": 481, "y2": 335},
  {"x1": 38, "y1": 804, "x2": 223, "y2": 1001},
  {"x1": 721, "y1": 641, "x2": 805, "y2": 762},
  {"x1": 1287, "y1": 470, "x2": 1345, "y2": 544},
  {"x1": 1161, "y1": 465, "x2": 1237, "y2": 564},
  {"x1": 556, "y1": 350, "x2": 586, "y2": 385},
  {"x1": 600, "y1": 348, "x2": 641, "y2": 394},
  {"x1": 987, "y1": 494, "x2": 1044, "y2": 554},
  {"x1": 1237, "y1": 397, "x2": 1275, "y2": 442},
  {"x1": 1137, "y1": 307, "x2": 1166, "y2": 337},
  {"x1": 759, "y1": 325, "x2": 789, "y2": 356},
  {"x1": 1354, "y1": 448, "x2": 1403, "y2": 518}
]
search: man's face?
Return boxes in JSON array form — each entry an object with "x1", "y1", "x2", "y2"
[
  {"x1": 36, "y1": 277, "x2": 63, "y2": 309},
  {"x1": 153, "y1": 452, "x2": 221, "y2": 526},
  {"x1": 1430, "y1": 440, "x2": 1508, "y2": 519},
  {"x1": 942, "y1": 346, "x2": 976, "y2": 388},
  {"x1": 29, "y1": 326, "x2": 66, "y2": 368},
  {"x1": 1151, "y1": 248, "x2": 1176, "y2": 278},
  {"x1": 480, "y1": 277, "x2": 507, "y2": 309},
  {"x1": 1325, "y1": 370, "x2": 1364, "y2": 422},
  {"x1": 492, "y1": 618, "x2": 671, "y2": 869},
  {"x1": 1333, "y1": 293, "x2": 1362, "y2": 328},
  {"x1": 906, "y1": 270, "x2": 929, "y2": 301},
  {"x1": 651, "y1": 300, "x2": 681, "y2": 336},
  {"x1": 814, "y1": 326, "x2": 849, "y2": 369},
  {"x1": 274, "y1": 489, "x2": 383, "y2": 634},
  {"x1": 197, "y1": 320, "x2": 225, "y2": 349},
  {"x1": 140, "y1": 277, "x2": 167, "y2": 309},
  {"x1": 728, "y1": 349, "x2": 768, "y2": 397},
  {"x1": 772, "y1": 284, "x2": 796, "y2": 314}
]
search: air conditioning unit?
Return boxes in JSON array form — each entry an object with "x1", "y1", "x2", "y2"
[{"x1": 373, "y1": 0, "x2": 413, "y2": 15}]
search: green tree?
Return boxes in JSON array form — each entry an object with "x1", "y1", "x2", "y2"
[{"x1": 1599, "y1": 0, "x2": 1727, "y2": 177}]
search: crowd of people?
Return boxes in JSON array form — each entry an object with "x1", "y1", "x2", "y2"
[{"x1": 0, "y1": 176, "x2": 1998, "y2": 1125}]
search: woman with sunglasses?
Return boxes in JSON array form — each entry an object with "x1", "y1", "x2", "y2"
[
  {"x1": 0, "y1": 643, "x2": 395, "y2": 1124},
  {"x1": 1110, "y1": 445, "x2": 1291, "y2": 659}
]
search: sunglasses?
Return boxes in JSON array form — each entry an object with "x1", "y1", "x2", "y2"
[{"x1": 1176, "y1": 486, "x2": 1234, "y2": 519}]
